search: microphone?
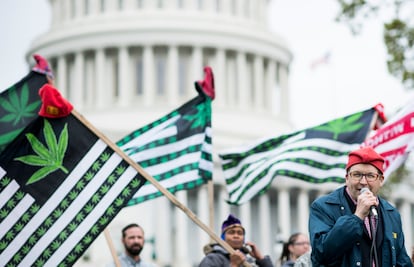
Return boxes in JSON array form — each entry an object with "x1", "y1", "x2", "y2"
[{"x1": 360, "y1": 188, "x2": 378, "y2": 217}]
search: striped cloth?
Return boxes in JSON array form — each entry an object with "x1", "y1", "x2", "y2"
[
  {"x1": 219, "y1": 106, "x2": 382, "y2": 205},
  {"x1": 0, "y1": 115, "x2": 146, "y2": 266}
]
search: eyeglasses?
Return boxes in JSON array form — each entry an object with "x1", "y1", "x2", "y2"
[
  {"x1": 293, "y1": 241, "x2": 310, "y2": 246},
  {"x1": 348, "y1": 171, "x2": 381, "y2": 182}
]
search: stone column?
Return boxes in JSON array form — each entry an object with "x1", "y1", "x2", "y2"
[
  {"x1": 399, "y1": 200, "x2": 412, "y2": 252},
  {"x1": 253, "y1": 55, "x2": 264, "y2": 111},
  {"x1": 259, "y1": 194, "x2": 272, "y2": 254},
  {"x1": 95, "y1": 48, "x2": 106, "y2": 108},
  {"x1": 89, "y1": 0, "x2": 100, "y2": 15},
  {"x1": 265, "y1": 60, "x2": 277, "y2": 114},
  {"x1": 174, "y1": 191, "x2": 191, "y2": 267},
  {"x1": 57, "y1": 55, "x2": 67, "y2": 97},
  {"x1": 123, "y1": 0, "x2": 136, "y2": 10},
  {"x1": 143, "y1": 45, "x2": 155, "y2": 106},
  {"x1": 75, "y1": 0, "x2": 84, "y2": 19},
  {"x1": 197, "y1": 186, "x2": 210, "y2": 256},
  {"x1": 278, "y1": 63, "x2": 290, "y2": 121},
  {"x1": 297, "y1": 189, "x2": 309, "y2": 235},
  {"x1": 277, "y1": 187, "x2": 291, "y2": 240},
  {"x1": 226, "y1": 57, "x2": 236, "y2": 107},
  {"x1": 219, "y1": 186, "x2": 230, "y2": 223},
  {"x1": 236, "y1": 51, "x2": 248, "y2": 109},
  {"x1": 214, "y1": 48, "x2": 226, "y2": 107},
  {"x1": 167, "y1": 45, "x2": 179, "y2": 105},
  {"x1": 118, "y1": 46, "x2": 131, "y2": 107},
  {"x1": 192, "y1": 46, "x2": 203, "y2": 85},
  {"x1": 156, "y1": 198, "x2": 172, "y2": 266},
  {"x1": 240, "y1": 202, "x2": 251, "y2": 241},
  {"x1": 73, "y1": 51, "x2": 84, "y2": 109}
]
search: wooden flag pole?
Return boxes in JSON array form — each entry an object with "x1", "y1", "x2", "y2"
[
  {"x1": 104, "y1": 228, "x2": 121, "y2": 267},
  {"x1": 72, "y1": 110, "x2": 252, "y2": 267},
  {"x1": 207, "y1": 180, "x2": 215, "y2": 243}
]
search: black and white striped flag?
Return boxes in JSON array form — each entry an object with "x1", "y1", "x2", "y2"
[{"x1": 0, "y1": 114, "x2": 146, "y2": 266}]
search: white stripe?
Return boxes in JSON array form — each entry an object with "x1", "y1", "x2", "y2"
[
  {"x1": 19, "y1": 148, "x2": 122, "y2": 266},
  {"x1": 133, "y1": 169, "x2": 200, "y2": 196},
  {"x1": 44, "y1": 166, "x2": 138, "y2": 266},
  {"x1": 229, "y1": 159, "x2": 347, "y2": 204},
  {"x1": 119, "y1": 116, "x2": 179, "y2": 151},
  {"x1": 128, "y1": 133, "x2": 205, "y2": 162},
  {"x1": 144, "y1": 151, "x2": 202, "y2": 175},
  {"x1": 220, "y1": 131, "x2": 304, "y2": 155},
  {"x1": 0, "y1": 179, "x2": 19, "y2": 210},
  {"x1": 226, "y1": 150, "x2": 348, "y2": 194},
  {"x1": 223, "y1": 141, "x2": 356, "y2": 187},
  {"x1": 0, "y1": 140, "x2": 106, "y2": 264},
  {"x1": 0, "y1": 166, "x2": 5, "y2": 178},
  {"x1": 199, "y1": 157, "x2": 213, "y2": 172},
  {"x1": 0, "y1": 195, "x2": 34, "y2": 240}
]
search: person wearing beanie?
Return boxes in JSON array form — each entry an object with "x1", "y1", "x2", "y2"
[
  {"x1": 199, "y1": 214, "x2": 274, "y2": 267},
  {"x1": 309, "y1": 146, "x2": 413, "y2": 267}
]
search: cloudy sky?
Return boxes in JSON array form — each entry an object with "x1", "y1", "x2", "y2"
[{"x1": 1, "y1": 0, "x2": 412, "y2": 129}]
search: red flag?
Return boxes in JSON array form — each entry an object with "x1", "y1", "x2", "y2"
[{"x1": 362, "y1": 98, "x2": 414, "y2": 178}]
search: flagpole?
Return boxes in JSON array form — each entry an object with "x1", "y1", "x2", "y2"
[
  {"x1": 207, "y1": 180, "x2": 214, "y2": 242},
  {"x1": 71, "y1": 110, "x2": 252, "y2": 267},
  {"x1": 104, "y1": 228, "x2": 121, "y2": 267}
]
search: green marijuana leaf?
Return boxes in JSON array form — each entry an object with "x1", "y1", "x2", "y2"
[
  {"x1": 313, "y1": 112, "x2": 365, "y2": 139},
  {"x1": 14, "y1": 119, "x2": 69, "y2": 185},
  {"x1": 183, "y1": 99, "x2": 211, "y2": 129},
  {"x1": 0, "y1": 83, "x2": 41, "y2": 125}
]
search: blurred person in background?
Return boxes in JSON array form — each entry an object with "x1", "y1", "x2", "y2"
[{"x1": 279, "y1": 233, "x2": 310, "y2": 267}]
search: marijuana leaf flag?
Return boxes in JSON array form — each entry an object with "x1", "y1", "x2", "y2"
[
  {"x1": 0, "y1": 113, "x2": 146, "y2": 266},
  {"x1": 363, "y1": 97, "x2": 414, "y2": 179},
  {"x1": 0, "y1": 55, "x2": 52, "y2": 154},
  {"x1": 117, "y1": 67, "x2": 214, "y2": 205},
  {"x1": 219, "y1": 105, "x2": 384, "y2": 205}
]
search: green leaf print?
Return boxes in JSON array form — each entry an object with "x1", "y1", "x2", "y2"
[
  {"x1": 14, "y1": 120, "x2": 69, "y2": 185},
  {"x1": 313, "y1": 112, "x2": 365, "y2": 139}
]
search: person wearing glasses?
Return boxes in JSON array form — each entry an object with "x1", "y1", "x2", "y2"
[
  {"x1": 309, "y1": 146, "x2": 413, "y2": 267},
  {"x1": 279, "y1": 233, "x2": 311, "y2": 267}
]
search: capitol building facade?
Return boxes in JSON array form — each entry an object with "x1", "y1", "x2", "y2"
[{"x1": 27, "y1": 0, "x2": 414, "y2": 266}]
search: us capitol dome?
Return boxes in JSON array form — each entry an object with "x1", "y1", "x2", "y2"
[{"x1": 27, "y1": 0, "x2": 413, "y2": 266}]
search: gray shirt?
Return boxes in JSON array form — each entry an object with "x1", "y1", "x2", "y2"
[{"x1": 106, "y1": 253, "x2": 158, "y2": 267}]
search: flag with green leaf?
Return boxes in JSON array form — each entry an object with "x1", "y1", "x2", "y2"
[
  {"x1": 0, "y1": 54, "x2": 52, "y2": 154},
  {"x1": 219, "y1": 105, "x2": 385, "y2": 205},
  {"x1": 117, "y1": 67, "x2": 214, "y2": 205},
  {"x1": 0, "y1": 110, "x2": 147, "y2": 266}
]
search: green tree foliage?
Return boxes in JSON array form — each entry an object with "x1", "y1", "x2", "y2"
[{"x1": 335, "y1": 0, "x2": 414, "y2": 89}]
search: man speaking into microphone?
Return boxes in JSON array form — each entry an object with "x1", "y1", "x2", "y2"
[{"x1": 309, "y1": 147, "x2": 412, "y2": 267}]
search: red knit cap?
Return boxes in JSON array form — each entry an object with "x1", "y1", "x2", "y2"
[
  {"x1": 38, "y1": 84, "x2": 73, "y2": 118},
  {"x1": 346, "y1": 147, "x2": 385, "y2": 173}
]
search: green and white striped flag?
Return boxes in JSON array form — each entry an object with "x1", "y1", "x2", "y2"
[
  {"x1": 0, "y1": 114, "x2": 146, "y2": 266},
  {"x1": 117, "y1": 69, "x2": 214, "y2": 205},
  {"x1": 219, "y1": 105, "x2": 384, "y2": 205}
]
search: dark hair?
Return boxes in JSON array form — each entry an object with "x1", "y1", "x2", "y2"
[
  {"x1": 279, "y1": 232, "x2": 302, "y2": 263},
  {"x1": 122, "y1": 223, "x2": 142, "y2": 238}
]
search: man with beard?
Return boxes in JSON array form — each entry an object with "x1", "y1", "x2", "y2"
[{"x1": 107, "y1": 223, "x2": 158, "y2": 267}]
